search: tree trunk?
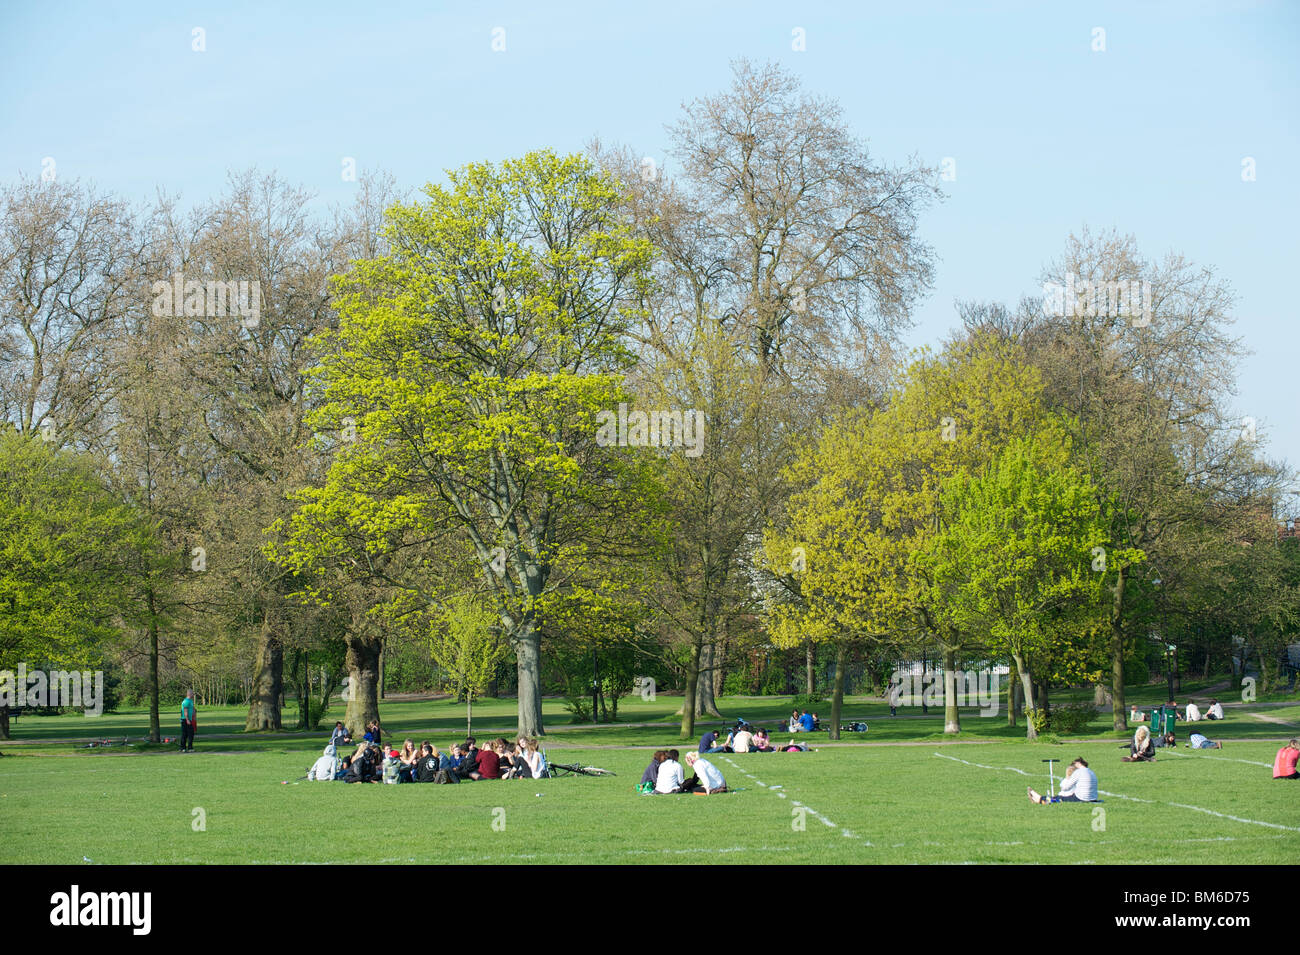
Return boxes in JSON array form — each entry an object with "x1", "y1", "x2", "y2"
[
  {"x1": 1007, "y1": 662, "x2": 1017, "y2": 727},
  {"x1": 466, "y1": 695, "x2": 473, "y2": 737},
  {"x1": 942, "y1": 646, "x2": 960, "y2": 734},
  {"x1": 512, "y1": 618, "x2": 544, "y2": 737},
  {"x1": 805, "y1": 640, "x2": 815, "y2": 697},
  {"x1": 378, "y1": 644, "x2": 385, "y2": 700},
  {"x1": 1013, "y1": 653, "x2": 1037, "y2": 740},
  {"x1": 343, "y1": 632, "x2": 381, "y2": 739},
  {"x1": 829, "y1": 644, "x2": 846, "y2": 740},
  {"x1": 147, "y1": 587, "x2": 161, "y2": 743},
  {"x1": 0, "y1": 705, "x2": 9, "y2": 740},
  {"x1": 1109, "y1": 563, "x2": 1128, "y2": 731},
  {"x1": 680, "y1": 636, "x2": 702, "y2": 739},
  {"x1": 696, "y1": 641, "x2": 723, "y2": 718},
  {"x1": 245, "y1": 610, "x2": 283, "y2": 731}
]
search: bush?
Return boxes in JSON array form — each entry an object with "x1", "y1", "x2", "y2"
[
  {"x1": 1124, "y1": 656, "x2": 1149, "y2": 686},
  {"x1": 1051, "y1": 701, "x2": 1099, "y2": 734}
]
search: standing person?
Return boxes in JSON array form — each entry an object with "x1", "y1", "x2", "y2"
[
  {"x1": 1272, "y1": 739, "x2": 1299, "y2": 779},
  {"x1": 179, "y1": 691, "x2": 197, "y2": 753},
  {"x1": 889, "y1": 680, "x2": 902, "y2": 717}
]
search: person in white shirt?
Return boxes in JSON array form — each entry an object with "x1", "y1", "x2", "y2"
[
  {"x1": 1206, "y1": 700, "x2": 1224, "y2": 720},
  {"x1": 1028, "y1": 757, "x2": 1097, "y2": 803},
  {"x1": 655, "y1": 750, "x2": 685, "y2": 794},
  {"x1": 684, "y1": 752, "x2": 727, "y2": 794},
  {"x1": 1185, "y1": 701, "x2": 1202, "y2": 721},
  {"x1": 732, "y1": 727, "x2": 754, "y2": 753}
]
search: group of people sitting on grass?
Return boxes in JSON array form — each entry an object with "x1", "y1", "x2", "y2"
[
  {"x1": 698, "y1": 722, "x2": 811, "y2": 754},
  {"x1": 638, "y1": 749, "x2": 728, "y2": 794},
  {"x1": 308, "y1": 734, "x2": 549, "y2": 783},
  {"x1": 1128, "y1": 698, "x2": 1225, "y2": 724},
  {"x1": 1121, "y1": 724, "x2": 1225, "y2": 761}
]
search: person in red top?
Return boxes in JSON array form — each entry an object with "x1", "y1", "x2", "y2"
[
  {"x1": 476, "y1": 743, "x2": 502, "y2": 779},
  {"x1": 1273, "y1": 739, "x2": 1299, "y2": 779}
]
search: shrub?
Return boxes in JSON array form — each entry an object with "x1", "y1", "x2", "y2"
[{"x1": 1051, "y1": 701, "x2": 1098, "y2": 734}]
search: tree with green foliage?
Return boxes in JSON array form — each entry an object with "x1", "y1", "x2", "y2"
[
  {"x1": 0, "y1": 430, "x2": 160, "y2": 737},
  {"x1": 424, "y1": 593, "x2": 507, "y2": 736},
  {"x1": 296, "y1": 149, "x2": 656, "y2": 737},
  {"x1": 921, "y1": 426, "x2": 1141, "y2": 739},
  {"x1": 763, "y1": 333, "x2": 1051, "y2": 735}
]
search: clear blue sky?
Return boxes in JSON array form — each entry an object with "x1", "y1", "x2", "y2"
[{"x1": 2, "y1": 0, "x2": 1296, "y2": 494}]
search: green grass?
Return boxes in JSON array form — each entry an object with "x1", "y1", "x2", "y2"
[
  {"x1": 3, "y1": 683, "x2": 1296, "y2": 864},
  {"x1": 1, "y1": 739, "x2": 1296, "y2": 864}
]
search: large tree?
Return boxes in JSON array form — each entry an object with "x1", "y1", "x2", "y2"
[{"x1": 296, "y1": 150, "x2": 655, "y2": 737}]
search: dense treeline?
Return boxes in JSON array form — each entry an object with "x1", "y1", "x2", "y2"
[{"x1": 1, "y1": 62, "x2": 1295, "y2": 741}]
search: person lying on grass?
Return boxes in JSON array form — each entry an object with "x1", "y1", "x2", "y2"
[
  {"x1": 1273, "y1": 739, "x2": 1299, "y2": 779},
  {"x1": 683, "y1": 752, "x2": 727, "y2": 794},
  {"x1": 1122, "y1": 725, "x2": 1156, "y2": 762},
  {"x1": 1028, "y1": 757, "x2": 1097, "y2": 804},
  {"x1": 1188, "y1": 732, "x2": 1222, "y2": 750}
]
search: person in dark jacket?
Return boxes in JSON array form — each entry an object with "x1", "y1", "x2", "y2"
[
  {"x1": 1122, "y1": 725, "x2": 1156, "y2": 762},
  {"x1": 641, "y1": 750, "x2": 667, "y2": 787}
]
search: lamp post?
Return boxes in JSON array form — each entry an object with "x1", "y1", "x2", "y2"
[{"x1": 1153, "y1": 577, "x2": 1174, "y2": 701}]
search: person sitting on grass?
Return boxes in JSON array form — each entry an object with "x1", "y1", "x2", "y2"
[
  {"x1": 329, "y1": 721, "x2": 352, "y2": 747},
  {"x1": 640, "y1": 750, "x2": 666, "y2": 789},
  {"x1": 1122, "y1": 725, "x2": 1156, "y2": 762},
  {"x1": 1028, "y1": 757, "x2": 1097, "y2": 804},
  {"x1": 752, "y1": 729, "x2": 772, "y2": 752},
  {"x1": 521, "y1": 737, "x2": 547, "y2": 779},
  {"x1": 345, "y1": 743, "x2": 376, "y2": 783},
  {"x1": 1205, "y1": 699, "x2": 1224, "y2": 720},
  {"x1": 398, "y1": 739, "x2": 419, "y2": 782},
  {"x1": 1184, "y1": 700, "x2": 1202, "y2": 722},
  {"x1": 798, "y1": 710, "x2": 815, "y2": 733},
  {"x1": 474, "y1": 740, "x2": 502, "y2": 780},
  {"x1": 503, "y1": 741, "x2": 531, "y2": 779},
  {"x1": 1188, "y1": 731, "x2": 1222, "y2": 750},
  {"x1": 655, "y1": 749, "x2": 685, "y2": 794},
  {"x1": 415, "y1": 744, "x2": 441, "y2": 783},
  {"x1": 683, "y1": 752, "x2": 727, "y2": 794},
  {"x1": 1155, "y1": 731, "x2": 1176, "y2": 748},
  {"x1": 731, "y1": 724, "x2": 754, "y2": 753},
  {"x1": 788, "y1": 709, "x2": 801, "y2": 732},
  {"x1": 1272, "y1": 739, "x2": 1299, "y2": 779},
  {"x1": 308, "y1": 744, "x2": 341, "y2": 781}
]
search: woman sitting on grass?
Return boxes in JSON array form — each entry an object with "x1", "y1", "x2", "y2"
[
  {"x1": 752, "y1": 729, "x2": 772, "y2": 752},
  {"x1": 1122, "y1": 725, "x2": 1156, "y2": 762},
  {"x1": 521, "y1": 738, "x2": 547, "y2": 778},
  {"x1": 1028, "y1": 757, "x2": 1097, "y2": 804},
  {"x1": 640, "y1": 750, "x2": 666, "y2": 789},
  {"x1": 683, "y1": 752, "x2": 727, "y2": 794}
]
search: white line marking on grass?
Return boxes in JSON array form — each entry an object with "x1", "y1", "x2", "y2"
[
  {"x1": 1159, "y1": 749, "x2": 1271, "y2": 768},
  {"x1": 933, "y1": 752, "x2": 1300, "y2": 832},
  {"x1": 721, "y1": 756, "x2": 863, "y2": 841}
]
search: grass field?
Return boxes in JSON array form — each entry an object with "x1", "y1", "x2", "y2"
[{"x1": 2, "y1": 689, "x2": 1296, "y2": 864}]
